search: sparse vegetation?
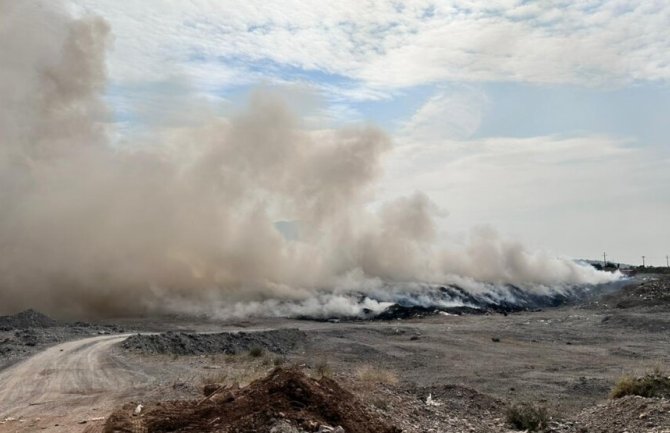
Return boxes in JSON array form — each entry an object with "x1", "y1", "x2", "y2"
[
  {"x1": 611, "y1": 369, "x2": 670, "y2": 399},
  {"x1": 315, "y1": 359, "x2": 332, "y2": 378},
  {"x1": 201, "y1": 370, "x2": 228, "y2": 386},
  {"x1": 355, "y1": 365, "x2": 399, "y2": 385},
  {"x1": 198, "y1": 353, "x2": 280, "y2": 388},
  {"x1": 248, "y1": 346, "x2": 264, "y2": 358},
  {"x1": 506, "y1": 402, "x2": 550, "y2": 432}
]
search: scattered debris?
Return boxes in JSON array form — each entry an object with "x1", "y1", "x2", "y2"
[
  {"x1": 602, "y1": 276, "x2": 670, "y2": 310},
  {"x1": 425, "y1": 393, "x2": 442, "y2": 406}
]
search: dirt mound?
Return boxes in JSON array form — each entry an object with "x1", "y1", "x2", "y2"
[
  {"x1": 354, "y1": 382, "x2": 507, "y2": 432},
  {"x1": 0, "y1": 309, "x2": 58, "y2": 330},
  {"x1": 569, "y1": 395, "x2": 670, "y2": 433},
  {"x1": 600, "y1": 275, "x2": 670, "y2": 310},
  {"x1": 104, "y1": 368, "x2": 400, "y2": 433},
  {"x1": 121, "y1": 329, "x2": 307, "y2": 356}
]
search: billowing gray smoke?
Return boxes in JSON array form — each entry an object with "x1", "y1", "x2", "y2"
[{"x1": 0, "y1": 1, "x2": 618, "y2": 319}]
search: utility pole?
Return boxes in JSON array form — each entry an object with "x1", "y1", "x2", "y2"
[
  {"x1": 666, "y1": 255, "x2": 669, "y2": 268},
  {"x1": 642, "y1": 256, "x2": 646, "y2": 267},
  {"x1": 603, "y1": 252, "x2": 607, "y2": 267}
]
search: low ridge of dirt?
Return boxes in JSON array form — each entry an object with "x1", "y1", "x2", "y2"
[
  {"x1": 104, "y1": 368, "x2": 400, "y2": 433},
  {"x1": 550, "y1": 395, "x2": 670, "y2": 433},
  {"x1": 121, "y1": 329, "x2": 307, "y2": 356},
  {"x1": 0, "y1": 309, "x2": 58, "y2": 330},
  {"x1": 345, "y1": 380, "x2": 508, "y2": 433},
  {"x1": 599, "y1": 275, "x2": 670, "y2": 310}
]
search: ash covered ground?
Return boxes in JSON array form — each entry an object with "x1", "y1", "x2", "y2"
[{"x1": 1, "y1": 273, "x2": 670, "y2": 433}]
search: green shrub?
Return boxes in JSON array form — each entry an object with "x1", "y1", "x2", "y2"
[
  {"x1": 611, "y1": 370, "x2": 670, "y2": 398},
  {"x1": 506, "y1": 402, "x2": 549, "y2": 431}
]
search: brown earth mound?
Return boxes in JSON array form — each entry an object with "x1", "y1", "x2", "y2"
[{"x1": 104, "y1": 368, "x2": 400, "y2": 433}]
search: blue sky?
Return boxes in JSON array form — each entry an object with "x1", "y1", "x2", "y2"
[{"x1": 78, "y1": 0, "x2": 669, "y2": 265}]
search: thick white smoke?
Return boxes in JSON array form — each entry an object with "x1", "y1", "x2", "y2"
[{"x1": 0, "y1": 1, "x2": 618, "y2": 318}]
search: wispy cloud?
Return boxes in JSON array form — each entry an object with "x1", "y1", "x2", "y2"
[
  {"x1": 73, "y1": 0, "x2": 670, "y2": 94},
  {"x1": 382, "y1": 129, "x2": 669, "y2": 261},
  {"x1": 401, "y1": 85, "x2": 488, "y2": 141}
]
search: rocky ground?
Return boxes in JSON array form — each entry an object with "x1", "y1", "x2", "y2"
[{"x1": 2, "y1": 273, "x2": 670, "y2": 432}]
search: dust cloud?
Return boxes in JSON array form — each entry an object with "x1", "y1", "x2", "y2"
[{"x1": 0, "y1": 1, "x2": 618, "y2": 318}]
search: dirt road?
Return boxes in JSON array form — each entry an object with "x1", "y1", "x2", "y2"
[{"x1": 0, "y1": 334, "x2": 142, "y2": 433}]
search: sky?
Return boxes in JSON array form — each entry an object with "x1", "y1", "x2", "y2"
[{"x1": 70, "y1": 0, "x2": 669, "y2": 266}]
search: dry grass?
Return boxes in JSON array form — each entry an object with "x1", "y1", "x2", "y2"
[
  {"x1": 611, "y1": 368, "x2": 670, "y2": 399},
  {"x1": 355, "y1": 365, "x2": 399, "y2": 385},
  {"x1": 314, "y1": 359, "x2": 332, "y2": 378},
  {"x1": 199, "y1": 354, "x2": 277, "y2": 387},
  {"x1": 505, "y1": 402, "x2": 549, "y2": 432}
]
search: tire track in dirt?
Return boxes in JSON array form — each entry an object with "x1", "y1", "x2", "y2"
[{"x1": 0, "y1": 334, "x2": 149, "y2": 433}]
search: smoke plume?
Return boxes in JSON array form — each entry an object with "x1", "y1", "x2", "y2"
[{"x1": 0, "y1": 1, "x2": 618, "y2": 318}]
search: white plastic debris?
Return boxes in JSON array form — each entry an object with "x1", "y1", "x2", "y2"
[
  {"x1": 426, "y1": 393, "x2": 442, "y2": 407},
  {"x1": 134, "y1": 404, "x2": 144, "y2": 415}
]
